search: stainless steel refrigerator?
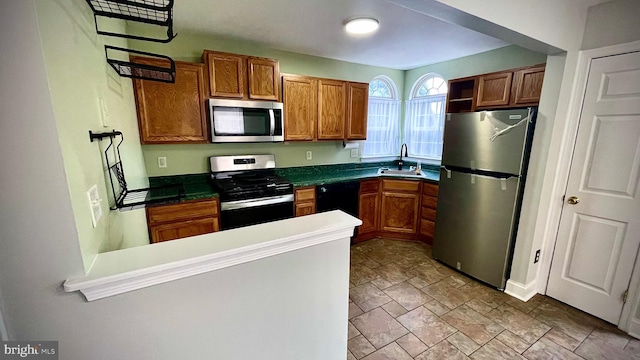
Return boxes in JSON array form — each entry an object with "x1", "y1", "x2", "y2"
[{"x1": 432, "y1": 107, "x2": 536, "y2": 290}]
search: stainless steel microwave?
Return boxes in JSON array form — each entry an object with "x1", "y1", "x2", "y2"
[{"x1": 208, "y1": 99, "x2": 284, "y2": 143}]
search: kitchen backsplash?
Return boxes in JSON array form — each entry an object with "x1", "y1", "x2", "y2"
[{"x1": 142, "y1": 141, "x2": 364, "y2": 177}]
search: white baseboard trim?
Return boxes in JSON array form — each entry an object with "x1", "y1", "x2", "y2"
[
  {"x1": 627, "y1": 319, "x2": 640, "y2": 340},
  {"x1": 504, "y1": 279, "x2": 538, "y2": 302}
]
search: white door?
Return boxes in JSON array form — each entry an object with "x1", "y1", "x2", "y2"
[{"x1": 547, "y1": 51, "x2": 640, "y2": 324}]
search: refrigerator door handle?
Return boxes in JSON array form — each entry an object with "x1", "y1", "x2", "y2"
[{"x1": 441, "y1": 166, "x2": 453, "y2": 179}]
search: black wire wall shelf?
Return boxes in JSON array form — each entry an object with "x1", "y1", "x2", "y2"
[
  {"x1": 89, "y1": 130, "x2": 184, "y2": 210},
  {"x1": 84, "y1": 0, "x2": 177, "y2": 43},
  {"x1": 105, "y1": 46, "x2": 176, "y2": 83}
]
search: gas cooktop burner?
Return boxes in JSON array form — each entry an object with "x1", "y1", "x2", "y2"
[
  {"x1": 209, "y1": 155, "x2": 294, "y2": 202},
  {"x1": 211, "y1": 170, "x2": 293, "y2": 202}
]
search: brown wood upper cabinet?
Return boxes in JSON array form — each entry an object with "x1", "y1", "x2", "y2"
[
  {"x1": 512, "y1": 65, "x2": 545, "y2": 105},
  {"x1": 317, "y1": 79, "x2": 347, "y2": 140},
  {"x1": 346, "y1": 82, "x2": 369, "y2": 140},
  {"x1": 476, "y1": 71, "x2": 513, "y2": 107},
  {"x1": 282, "y1": 74, "x2": 368, "y2": 141},
  {"x1": 448, "y1": 64, "x2": 545, "y2": 113},
  {"x1": 133, "y1": 57, "x2": 208, "y2": 144},
  {"x1": 203, "y1": 50, "x2": 280, "y2": 101}
]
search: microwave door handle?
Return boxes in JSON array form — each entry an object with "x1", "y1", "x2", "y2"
[{"x1": 269, "y1": 109, "x2": 275, "y2": 136}]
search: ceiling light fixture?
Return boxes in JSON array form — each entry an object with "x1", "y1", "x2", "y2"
[{"x1": 345, "y1": 17, "x2": 379, "y2": 35}]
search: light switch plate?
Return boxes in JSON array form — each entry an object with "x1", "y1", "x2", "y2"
[
  {"x1": 350, "y1": 148, "x2": 359, "y2": 158},
  {"x1": 306, "y1": 151, "x2": 312, "y2": 160},
  {"x1": 87, "y1": 185, "x2": 102, "y2": 228}
]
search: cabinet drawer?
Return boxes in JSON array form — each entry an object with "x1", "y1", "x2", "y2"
[
  {"x1": 423, "y1": 182, "x2": 439, "y2": 196},
  {"x1": 382, "y1": 179, "x2": 420, "y2": 192},
  {"x1": 360, "y1": 179, "x2": 380, "y2": 193},
  {"x1": 420, "y1": 219, "x2": 435, "y2": 238},
  {"x1": 295, "y1": 187, "x2": 316, "y2": 202},
  {"x1": 421, "y1": 207, "x2": 437, "y2": 221},
  {"x1": 295, "y1": 201, "x2": 316, "y2": 217},
  {"x1": 422, "y1": 195, "x2": 438, "y2": 209},
  {"x1": 147, "y1": 198, "x2": 219, "y2": 224},
  {"x1": 150, "y1": 217, "x2": 219, "y2": 243}
]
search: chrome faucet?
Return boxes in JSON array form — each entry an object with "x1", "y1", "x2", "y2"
[{"x1": 398, "y1": 143, "x2": 408, "y2": 170}]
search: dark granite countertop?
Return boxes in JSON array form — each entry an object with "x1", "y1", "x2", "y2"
[
  {"x1": 147, "y1": 161, "x2": 440, "y2": 203},
  {"x1": 276, "y1": 161, "x2": 439, "y2": 187},
  {"x1": 149, "y1": 174, "x2": 219, "y2": 201}
]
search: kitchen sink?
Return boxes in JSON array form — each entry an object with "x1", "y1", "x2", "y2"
[{"x1": 377, "y1": 167, "x2": 423, "y2": 178}]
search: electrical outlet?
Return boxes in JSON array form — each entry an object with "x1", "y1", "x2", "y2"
[
  {"x1": 350, "y1": 148, "x2": 359, "y2": 158},
  {"x1": 534, "y1": 249, "x2": 541, "y2": 263},
  {"x1": 306, "y1": 151, "x2": 312, "y2": 160},
  {"x1": 158, "y1": 157, "x2": 167, "y2": 168},
  {"x1": 87, "y1": 185, "x2": 102, "y2": 228}
]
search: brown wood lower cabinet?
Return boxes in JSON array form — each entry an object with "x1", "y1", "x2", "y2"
[
  {"x1": 356, "y1": 180, "x2": 380, "y2": 241},
  {"x1": 356, "y1": 178, "x2": 438, "y2": 244},
  {"x1": 146, "y1": 198, "x2": 220, "y2": 243},
  {"x1": 380, "y1": 179, "x2": 421, "y2": 235},
  {"x1": 294, "y1": 186, "x2": 316, "y2": 217},
  {"x1": 419, "y1": 182, "x2": 439, "y2": 245},
  {"x1": 150, "y1": 218, "x2": 219, "y2": 243}
]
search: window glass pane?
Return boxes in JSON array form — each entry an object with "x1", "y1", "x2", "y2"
[
  {"x1": 363, "y1": 76, "x2": 400, "y2": 156},
  {"x1": 407, "y1": 73, "x2": 447, "y2": 160},
  {"x1": 368, "y1": 79, "x2": 393, "y2": 98}
]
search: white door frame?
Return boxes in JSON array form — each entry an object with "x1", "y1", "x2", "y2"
[{"x1": 537, "y1": 40, "x2": 640, "y2": 332}]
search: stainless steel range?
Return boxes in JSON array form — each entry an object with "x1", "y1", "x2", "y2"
[{"x1": 209, "y1": 155, "x2": 294, "y2": 230}]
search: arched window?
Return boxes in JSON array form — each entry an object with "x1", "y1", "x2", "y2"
[
  {"x1": 405, "y1": 73, "x2": 448, "y2": 159},
  {"x1": 362, "y1": 76, "x2": 400, "y2": 157}
]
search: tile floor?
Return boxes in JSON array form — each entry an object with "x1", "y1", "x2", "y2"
[{"x1": 347, "y1": 238, "x2": 640, "y2": 360}]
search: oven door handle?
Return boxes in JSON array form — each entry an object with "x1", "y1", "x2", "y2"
[{"x1": 220, "y1": 194, "x2": 294, "y2": 211}]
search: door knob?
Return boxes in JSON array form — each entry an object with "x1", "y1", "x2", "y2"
[{"x1": 567, "y1": 196, "x2": 580, "y2": 205}]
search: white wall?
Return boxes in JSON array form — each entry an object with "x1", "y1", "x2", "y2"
[
  {"x1": 508, "y1": 53, "x2": 568, "y2": 288},
  {"x1": 0, "y1": 0, "x2": 87, "y2": 340},
  {"x1": 581, "y1": 0, "x2": 640, "y2": 50},
  {"x1": 1, "y1": 6, "x2": 350, "y2": 357},
  {"x1": 434, "y1": 0, "x2": 589, "y2": 51}
]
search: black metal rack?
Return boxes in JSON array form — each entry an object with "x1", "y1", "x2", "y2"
[
  {"x1": 85, "y1": 0, "x2": 177, "y2": 43},
  {"x1": 89, "y1": 130, "x2": 184, "y2": 210},
  {"x1": 105, "y1": 46, "x2": 176, "y2": 83}
]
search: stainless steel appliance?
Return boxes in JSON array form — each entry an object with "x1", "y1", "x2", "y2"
[
  {"x1": 209, "y1": 155, "x2": 293, "y2": 230},
  {"x1": 209, "y1": 99, "x2": 284, "y2": 143},
  {"x1": 432, "y1": 107, "x2": 537, "y2": 289}
]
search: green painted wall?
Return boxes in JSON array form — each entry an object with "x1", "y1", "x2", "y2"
[
  {"x1": 128, "y1": 28, "x2": 546, "y2": 176},
  {"x1": 127, "y1": 26, "x2": 404, "y2": 176},
  {"x1": 36, "y1": 0, "x2": 150, "y2": 263},
  {"x1": 404, "y1": 45, "x2": 548, "y2": 97}
]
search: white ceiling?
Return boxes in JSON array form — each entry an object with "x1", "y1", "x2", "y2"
[{"x1": 172, "y1": 0, "x2": 510, "y2": 70}]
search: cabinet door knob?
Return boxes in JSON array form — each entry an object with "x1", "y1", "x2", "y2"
[{"x1": 567, "y1": 196, "x2": 580, "y2": 205}]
